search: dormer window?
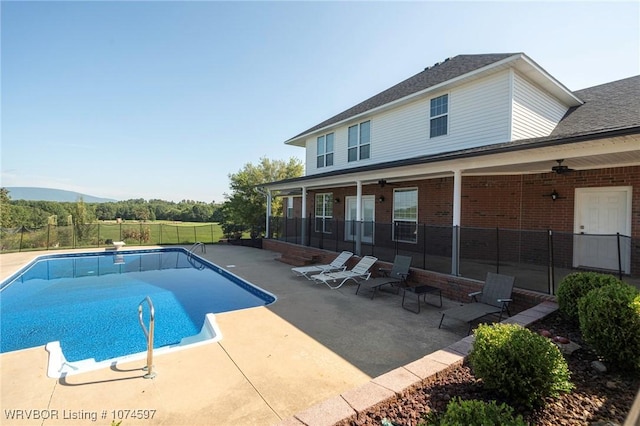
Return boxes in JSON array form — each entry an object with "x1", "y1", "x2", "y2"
[
  {"x1": 430, "y1": 94, "x2": 448, "y2": 138},
  {"x1": 316, "y1": 133, "x2": 334, "y2": 168},
  {"x1": 348, "y1": 120, "x2": 370, "y2": 162}
]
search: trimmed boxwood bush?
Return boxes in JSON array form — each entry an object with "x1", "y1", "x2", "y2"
[
  {"x1": 421, "y1": 398, "x2": 526, "y2": 426},
  {"x1": 468, "y1": 323, "x2": 573, "y2": 408},
  {"x1": 556, "y1": 272, "x2": 622, "y2": 322},
  {"x1": 578, "y1": 281, "x2": 640, "y2": 371}
]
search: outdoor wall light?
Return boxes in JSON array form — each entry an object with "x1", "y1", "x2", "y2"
[
  {"x1": 544, "y1": 190, "x2": 560, "y2": 201},
  {"x1": 334, "y1": 197, "x2": 340, "y2": 204},
  {"x1": 378, "y1": 195, "x2": 385, "y2": 203}
]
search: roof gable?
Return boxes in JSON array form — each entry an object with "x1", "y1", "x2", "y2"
[{"x1": 286, "y1": 53, "x2": 517, "y2": 145}]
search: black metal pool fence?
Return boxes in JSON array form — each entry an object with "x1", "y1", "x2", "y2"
[
  {"x1": 267, "y1": 217, "x2": 638, "y2": 295},
  {"x1": 0, "y1": 223, "x2": 222, "y2": 252}
]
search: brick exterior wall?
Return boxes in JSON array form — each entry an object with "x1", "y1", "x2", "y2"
[{"x1": 286, "y1": 166, "x2": 639, "y2": 237}]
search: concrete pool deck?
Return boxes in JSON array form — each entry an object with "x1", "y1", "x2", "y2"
[{"x1": 0, "y1": 244, "x2": 540, "y2": 425}]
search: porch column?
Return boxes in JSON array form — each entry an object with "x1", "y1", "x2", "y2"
[
  {"x1": 355, "y1": 180, "x2": 363, "y2": 256},
  {"x1": 265, "y1": 189, "x2": 272, "y2": 238},
  {"x1": 301, "y1": 186, "x2": 307, "y2": 246},
  {"x1": 452, "y1": 169, "x2": 462, "y2": 276}
]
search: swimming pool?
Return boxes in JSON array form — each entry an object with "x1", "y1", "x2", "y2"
[{"x1": 0, "y1": 248, "x2": 276, "y2": 377}]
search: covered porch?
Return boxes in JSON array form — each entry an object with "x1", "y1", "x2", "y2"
[{"x1": 262, "y1": 135, "x2": 640, "y2": 294}]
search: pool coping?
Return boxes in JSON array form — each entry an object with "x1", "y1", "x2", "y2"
[{"x1": 276, "y1": 300, "x2": 560, "y2": 426}]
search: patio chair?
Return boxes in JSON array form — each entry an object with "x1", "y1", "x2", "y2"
[
  {"x1": 291, "y1": 251, "x2": 353, "y2": 280},
  {"x1": 355, "y1": 255, "x2": 412, "y2": 299},
  {"x1": 438, "y1": 272, "x2": 515, "y2": 334},
  {"x1": 312, "y1": 256, "x2": 378, "y2": 289}
]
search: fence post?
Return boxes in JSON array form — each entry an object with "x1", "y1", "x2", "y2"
[
  {"x1": 422, "y1": 223, "x2": 427, "y2": 270},
  {"x1": 19, "y1": 226, "x2": 24, "y2": 252},
  {"x1": 139, "y1": 222, "x2": 143, "y2": 246},
  {"x1": 394, "y1": 222, "x2": 399, "y2": 256},
  {"x1": 495, "y1": 227, "x2": 500, "y2": 274},
  {"x1": 177, "y1": 225, "x2": 180, "y2": 244},
  {"x1": 193, "y1": 225, "x2": 197, "y2": 244},
  {"x1": 548, "y1": 229, "x2": 555, "y2": 295},
  {"x1": 210, "y1": 223, "x2": 214, "y2": 243},
  {"x1": 47, "y1": 224, "x2": 51, "y2": 250},
  {"x1": 617, "y1": 232, "x2": 623, "y2": 280}
]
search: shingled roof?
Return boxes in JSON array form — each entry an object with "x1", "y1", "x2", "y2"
[
  {"x1": 286, "y1": 53, "x2": 517, "y2": 143},
  {"x1": 550, "y1": 75, "x2": 640, "y2": 137}
]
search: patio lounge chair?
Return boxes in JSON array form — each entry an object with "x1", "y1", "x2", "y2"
[
  {"x1": 312, "y1": 256, "x2": 378, "y2": 289},
  {"x1": 355, "y1": 255, "x2": 412, "y2": 299},
  {"x1": 438, "y1": 272, "x2": 515, "y2": 334},
  {"x1": 291, "y1": 251, "x2": 353, "y2": 280}
]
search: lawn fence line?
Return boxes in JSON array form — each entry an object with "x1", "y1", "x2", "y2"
[{"x1": 0, "y1": 222, "x2": 225, "y2": 252}]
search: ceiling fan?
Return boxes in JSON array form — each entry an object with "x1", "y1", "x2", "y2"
[{"x1": 551, "y1": 159, "x2": 574, "y2": 175}]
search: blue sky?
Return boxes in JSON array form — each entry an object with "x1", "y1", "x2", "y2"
[{"x1": 2, "y1": 1, "x2": 639, "y2": 203}]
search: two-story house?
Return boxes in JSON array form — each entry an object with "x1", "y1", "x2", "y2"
[{"x1": 261, "y1": 52, "x2": 640, "y2": 289}]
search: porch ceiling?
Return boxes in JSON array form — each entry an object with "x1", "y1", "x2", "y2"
[{"x1": 267, "y1": 135, "x2": 640, "y2": 194}]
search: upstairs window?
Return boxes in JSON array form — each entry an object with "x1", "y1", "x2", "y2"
[
  {"x1": 393, "y1": 188, "x2": 418, "y2": 243},
  {"x1": 316, "y1": 133, "x2": 334, "y2": 168},
  {"x1": 348, "y1": 120, "x2": 370, "y2": 162},
  {"x1": 315, "y1": 193, "x2": 333, "y2": 233},
  {"x1": 430, "y1": 94, "x2": 448, "y2": 138}
]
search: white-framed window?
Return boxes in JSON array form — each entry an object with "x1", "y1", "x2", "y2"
[
  {"x1": 286, "y1": 196, "x2": 294, "y2": 218},
  {"x1": 315, "y1": 193, "x2": 333, "y2": 233},
  {"x1": 348, "y1": 120, "x2": 371, "y2": 162},
  {"x1": 393, "y1": 188, "x2": 418, "y2": 243},
  {"x1": 430, "y1": 94, "x2": 448, "y2": 138},
  {"x1": 316, "y1": 133, "x2": 334, "y2": 168}
]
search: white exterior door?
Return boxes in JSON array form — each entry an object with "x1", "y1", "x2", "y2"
[
  {"x1": 345, "y1": 196, "x2": 375, "y2": 244},
  {"x1": 573, "y1": 186, "x2": 632, "y2": 273}
]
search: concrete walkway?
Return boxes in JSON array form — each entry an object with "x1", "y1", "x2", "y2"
[{"x1": 0, "y1": 245, "x2": 477, "y2": 425}]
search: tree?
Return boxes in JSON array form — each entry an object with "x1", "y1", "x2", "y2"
[
  {"x1": 72, "y1": 197, "x2": 96, "y2": 243},
  {"x1": 223, "y1": 157, "x2": 303, "y2": 238},
  {"x1": 0, "y1": 188, "x2": 13, "y2": 228}
]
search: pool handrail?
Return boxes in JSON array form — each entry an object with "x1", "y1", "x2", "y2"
[
  {"x1": 137, "y1": 296, "x2": 156, "y2": 379},
  {"x1": 188, "y1": 242, "x2": 206, "y2": 254}
]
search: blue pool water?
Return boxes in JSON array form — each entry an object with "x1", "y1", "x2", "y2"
[{"x1": 0, "y1": 248, "x2": 275, "y2": 363}]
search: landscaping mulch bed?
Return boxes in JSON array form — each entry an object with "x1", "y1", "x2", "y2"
[{"x1": 338, "y1": 311, "x2": 640, "y2": 426}]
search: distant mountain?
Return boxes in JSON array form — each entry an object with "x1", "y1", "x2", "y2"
[{"x1": 5, "y1": 187, "x2": 118, "y2": 203}]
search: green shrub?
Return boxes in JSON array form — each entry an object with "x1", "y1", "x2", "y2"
[
  {"x1": 468, "y1": 323, "x2": 573, "y2": 408},
  {"x1": 421, "y1": 398, "x2": 526, "y2": 426},
  {"x1": 578, "y1": 281, "x2": 640, "y2": 371},
  {"x1": 556, "y1": 272, "x2": 622, "y2": 321}
]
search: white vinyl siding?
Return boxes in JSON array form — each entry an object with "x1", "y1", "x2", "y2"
[
  {"x1": 511, "y1": 72, "x2": 569, "y2": 140},
  {"x1": 303, "y1": 69, "x2": 569, "y2": 175}
]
